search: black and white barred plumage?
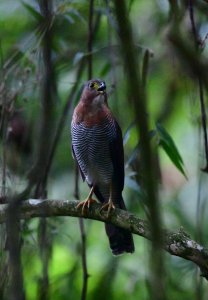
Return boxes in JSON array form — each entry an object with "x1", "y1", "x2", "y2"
[{"x1": 71, "y1": 79, "x2": 134, "y2": 255}]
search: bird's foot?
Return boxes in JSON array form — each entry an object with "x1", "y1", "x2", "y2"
[
  {"x1": 76, "y1": 197, "x2": 97, "y2": 215},
  {"x1": 100, "y1": 200, "x2": 115, "y2": 217}
]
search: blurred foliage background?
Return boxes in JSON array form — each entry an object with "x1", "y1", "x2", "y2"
[{"x1": 0, "y1": 0, "x2": 208, "y2": 299}]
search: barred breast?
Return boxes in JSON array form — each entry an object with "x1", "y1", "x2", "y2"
[{"x1": 71, "y1": 117, "x2": 117, "y2": 189}]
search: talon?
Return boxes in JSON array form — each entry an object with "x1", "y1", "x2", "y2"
[
  {"x1": 100, "y1": 201, "x2": 115, "y2": 217},
  {"x1": 76, "y1": 197, "x2": 97, "y2": 215},
  {"x1": 76, "y1": 186, "x2": 97, "y2": 214}
]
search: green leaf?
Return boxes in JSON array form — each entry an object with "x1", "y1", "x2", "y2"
[
  {"x1": 64, "y1": 14, "x2": 75, "y2": 24},
  {"x1": 123, "y1": 121, "x2": 136, "y2": 145},
  {"x1": 22, "y1": 2, "x2": 43, "y2": 21},
  {"x1": 69, "y1": 8, "x2": 86, "y2": 24},
  {"x1": 73, "y1": 52, "x2": 84, "y2": 66},
  {"x1": 125, "y1": 176, "x2": 140, "y2": 192},
  {"x1": 99, "y1": 62, "x2": 111, "y2": 77},
  {"x1": 156, "y1": 123, "x2": 187, "y2": 179}
]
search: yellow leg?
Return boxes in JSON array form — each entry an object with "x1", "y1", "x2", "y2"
[
  {"x1": 100, "y1": 183, "x2": 115, "y2": 217},
  {"x1": 76, "y1": 186, "x2": 97, "y2": 214}
]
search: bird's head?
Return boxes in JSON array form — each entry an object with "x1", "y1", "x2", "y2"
[{"x1": 80, "y1": 79, "x2": 107, "y2": 107}]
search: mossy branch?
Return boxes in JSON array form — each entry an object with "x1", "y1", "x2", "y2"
[{"x1": 1, "y1": 199, "x2": 208, "y2": 279}]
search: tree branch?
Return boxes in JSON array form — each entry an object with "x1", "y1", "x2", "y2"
[{"x1": 0, "y1": 199, "x2": 208, "y2": 279}]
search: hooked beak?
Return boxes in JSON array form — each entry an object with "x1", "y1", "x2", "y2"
[{"x1": 97, "y1": 81, "x2": 106, "y2": 93}]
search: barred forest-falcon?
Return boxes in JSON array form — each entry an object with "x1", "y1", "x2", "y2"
[{"x1": 71, "y1": 79, "x2": 134, "y2": 255}]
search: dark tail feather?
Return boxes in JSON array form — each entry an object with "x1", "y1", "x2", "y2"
[
  {"x1": 105, "y1": 223, "x2": 134, "y2": 255},
  {"x1": 94, "y1": 186, "x2": 134, "y2": 255}
]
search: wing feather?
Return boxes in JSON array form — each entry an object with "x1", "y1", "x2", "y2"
[
  {"x1": 109, "y1": 120, "x2": 124, "y2": 192},
  {"x1": 71, "y1": 145, "x2": 86, "y2": 181}
]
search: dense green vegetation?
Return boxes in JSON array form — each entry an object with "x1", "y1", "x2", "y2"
[{"x1": 0, "y1": 0, "x2": 208, "y2": 299}]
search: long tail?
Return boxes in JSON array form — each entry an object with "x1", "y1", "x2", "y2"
[
  {"x1": 105, "y1": 223, "x2": 134, "y2": 255},
  {"x1": 94, "y1": 187, "x2": 135, "y2": 255}
]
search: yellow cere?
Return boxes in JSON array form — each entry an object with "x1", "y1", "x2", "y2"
[{"x1": 93, "y1": 82, "x2": 100, "y2": 90}]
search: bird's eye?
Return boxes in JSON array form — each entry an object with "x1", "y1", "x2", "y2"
[{"x1": 89, "y1": 82, "x2": 95, "y2": 89}]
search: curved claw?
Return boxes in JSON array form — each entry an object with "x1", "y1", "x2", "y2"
[
  {"x1": 76, "y1": 197, "x2": 97, "y2": 215},
  {"x1": 100, "y1": 201, "x2": 115, "y2": 217}
]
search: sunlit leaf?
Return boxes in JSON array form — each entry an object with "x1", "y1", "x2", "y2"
[
  {"x1": 64, "y1": 14, "x2": 75, "y2": 24},
  {"x1": 125, "y1": 176, "x2": 140, "y2": 192},
  {"x1": 123, "y1": 121, "x2": 136, "y2": 145},
  {"x1": 156, "y1": 123, "x2": 187, "y2": 178},
  {"x1": 73, "y1": 52, "x2": 84, "y2": 66}
]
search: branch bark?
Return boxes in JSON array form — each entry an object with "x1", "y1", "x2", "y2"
[{"x1": 1, "y1": 199, "x2": 208, "y2": 280}]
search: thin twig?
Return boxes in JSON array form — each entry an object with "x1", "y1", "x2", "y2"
[
  {"x1": 6, "y1": 201, "x2": 25, "y2": 300},
  {"x1": 1, "y1": 114, "x2": 7, "y2": 199},
  {"x1": 38, "y1": 217, "x2": 51, "y2": 300},
  {"x1": 195, "y1": 169, "x2": 203, "y2": 299},
  {"x1": 74, "y1": 165, "x2": 89, "y2": 300},
  {"x1": 0, "y1": 46, "x2": 7, "y2": 199},
  {"x1": 78, "y1": 217, "x2": 89, "y2": 300},
  {"x1": 188, "y1": 0, "x2": 208, "y2": 172},
  {"x1": 196, "y1": 153, "x2": 203, "y2": 244},
  {"x1": 87, "y1": 0, "x2": 94, "y2": 79},
  {"x1": 76, "y1": 2, "x2": 95, "y2": 298},
  {"x1": 198, "y1": 79, "x2": 208, "y2": 172},
  {"x1": 189, "y1": 0, "x2": 199, "y2": 47},
  {"x1": 141, "y1": 49, "x2": 150, "y2": 91}
]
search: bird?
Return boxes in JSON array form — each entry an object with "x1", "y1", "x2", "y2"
[{"x1": 71, "y1": 79, "x2": 134, "y2": 255}]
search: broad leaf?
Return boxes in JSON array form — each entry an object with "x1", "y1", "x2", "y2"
[{"x1": 156, "y1": 123, "x2": 187, "y2": 178}]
